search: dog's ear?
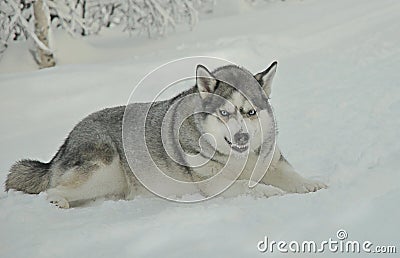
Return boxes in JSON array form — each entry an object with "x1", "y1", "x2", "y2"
[
  {"x1": 196, "y1": 65, "x2": 217, "y2": 99},
  {"x1": 254, "y1": 61, "x2": 277, "y2": 97}
]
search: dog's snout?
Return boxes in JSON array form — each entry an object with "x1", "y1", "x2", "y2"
[{"x1": 234, "y1": 132, "x2": 249, "y2": 145}]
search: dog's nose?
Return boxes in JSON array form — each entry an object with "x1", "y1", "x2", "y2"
[{"x1": 234, "y1": 132, "x2": 249, "y2": 145}]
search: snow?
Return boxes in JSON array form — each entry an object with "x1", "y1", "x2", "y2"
[{"x1": 1, "y1": 0, "x2": 400, "y2": 257}]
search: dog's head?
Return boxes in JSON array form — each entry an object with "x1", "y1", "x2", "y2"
[{"x1": 195, "y1": 62, "x2": 277, "y2": 157}]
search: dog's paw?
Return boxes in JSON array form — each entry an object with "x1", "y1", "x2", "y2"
[
  {"x1": 49, "y1": 198, "x2": 70, "y2": 209},
  {"x1": 303, "y1": 179, "x2": 327, "y2": 192},
  {"x1": 50, "y1": 199, "x2": 70, "y2": 209},
  {"x1": 251, "y1": 184, "x2": 285, "y2": 198},
  {"x1": 46, "y1": 193, "x2": 70, "y2": 209},
  {"x1": 221, "y1": 180, "x2": 285, "y2": 198},
  {"x1": 286, "y1": 178, "x2": 327, "y2": 193}
]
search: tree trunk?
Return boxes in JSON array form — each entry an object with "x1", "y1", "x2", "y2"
[
  {"x1": 81, "y1": 0, "x2": 87, "y2": 36},
  {"x1": 33, "y1": 0, "x2": 55, "y2": 69}
]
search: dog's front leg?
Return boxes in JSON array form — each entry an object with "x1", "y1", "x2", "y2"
[{"x1": 262, "y1": 149, "x2": 327, "y2": 193}]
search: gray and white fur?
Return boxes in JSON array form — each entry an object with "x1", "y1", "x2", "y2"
[{"x1": 5, "y1": 62, "x2": 326, "y2": 208}]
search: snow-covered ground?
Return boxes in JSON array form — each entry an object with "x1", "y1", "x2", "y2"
[{"x1": 1, "y1": 0, "x2": 399, "y2": 257}]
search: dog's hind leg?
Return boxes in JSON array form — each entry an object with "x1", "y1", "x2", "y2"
[
  {"x1": 46, "y1": 156, "x2": 128, "y2": 208},
  {"x1": 46, "y1": 162, "x2": 99, "y2": 209}
]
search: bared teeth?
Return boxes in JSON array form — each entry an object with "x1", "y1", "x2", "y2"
[
  {"x1": 225, "y1": 137, "x2": 248, "y2": 152},
  {"x1": 231, "y1": 143, "x2": 249, "y2": 152},
  {"x1": 232, "y1": 144, "x2": 246, "y2": 148}
]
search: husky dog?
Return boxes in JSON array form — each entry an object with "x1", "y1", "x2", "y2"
[{"x1": 5, "y1": 62, "x2": 326, "y2": 208}]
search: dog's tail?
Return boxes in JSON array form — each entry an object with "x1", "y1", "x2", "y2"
[{"x1": 5, "y1": 159, "x2": 51, "y2": 194}]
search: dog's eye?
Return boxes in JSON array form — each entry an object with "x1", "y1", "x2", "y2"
[
  {"x1": 247, "y1": 109, "x2": 256, "y2": 116},
  {"x1": 220, "y1": 110, "x2": 229, "y2": 117}
]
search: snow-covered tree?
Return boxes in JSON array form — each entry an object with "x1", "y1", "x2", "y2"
[
  {"x1": 33, "y1": 0, "x2": 55, "y2": 68},
  {"x1": 0, "y1": 0, "x2": 55, "y2": 68},
  {"x1": 0, "y1": 0, "x2": 214, "y2": 69}
]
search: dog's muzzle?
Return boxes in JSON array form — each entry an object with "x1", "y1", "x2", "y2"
[{"x1": 224, "y1": 132, "x2": 249, "y2": 153}]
